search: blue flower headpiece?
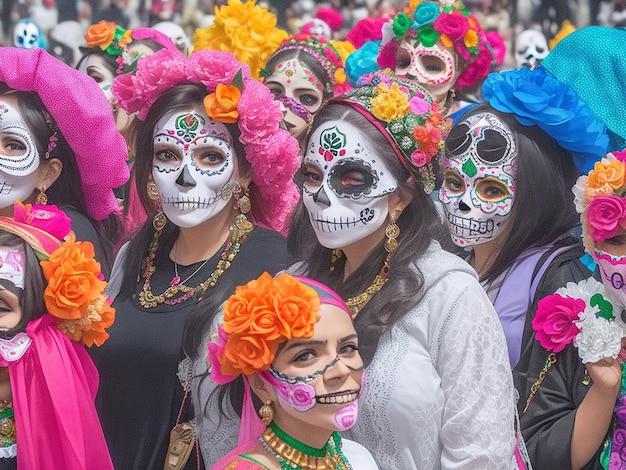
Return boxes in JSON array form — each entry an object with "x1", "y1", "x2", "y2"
[{"x1": 482, "y1": 66, "x2": 609, "y2": 174}]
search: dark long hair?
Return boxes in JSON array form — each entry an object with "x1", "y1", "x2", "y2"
[
  {"x1": 0, "y1": 84, "x2": 122, "y2": 275},
  {"x1": 447, "y1": 104, "x2": 581, "y2": 284},
  {"x1": 0, "y1": 231, "x2": 46, "y2": 338},
  {"x1": 289, "y1": 103, "x2": 449, "y2": 365}
]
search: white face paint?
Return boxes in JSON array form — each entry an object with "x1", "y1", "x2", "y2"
[
  {"x1": 440, "y1": 112, "x2": 518, "y2": 247},
  {"x1": 152, "y1": 109, "x2": 239, "y2": 228},
  {"x1": 514, "y1": 30, "x2": 549, "y2": 70},
  {"x1": 302, "y1": 121, "x2": 398, "y2": 249},
  {"x1": 77, "y1": 54, "x2": 117, "y2": 102},
  {"x1": 595, "y1": 250, "x2": 626, "y2": 308},
  {"x1": 395, "y1": 39, "x2": 458, "y2": 106},
  {"x1": 13, "y1": 21, "x2": 41, "y2": 49},
  {"x1": 0, "y1": 98, "x2": 42, "y2": 210}
]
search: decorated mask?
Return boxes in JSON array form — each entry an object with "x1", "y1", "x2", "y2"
[
  {"x1": 514, "y1": 30, "x2": 549, "y2": 70},
  {"x1": 302, "y1": 121, "x2": 398, "y2": 249},
  {"x1": 440, "y1": 112, "x2": 518, "y2": 247},
  {"x1": 0, "y1": 99, "x2": 42, "y2": 210},
  {"x1": 595, "y1": 250, "x2": 626, "y2": 308},
  {"x1": 152, "y1": 109, "x2": 239, "y2": 228},
  {"x1": 395, "y1": 39, "x2": 458, "y2": 106},
  {"x1": 77, "y1": 54, "x2": 117, "y2": 102},
  {"x1": 13, "y1": 20, "x2": 46, "y2": 50}
]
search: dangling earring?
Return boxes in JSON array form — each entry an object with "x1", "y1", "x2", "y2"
[
  {"x1": 330, "y1": 248, "x2": 343, "y2": 272},
  {"x1": 259, "y1": 401, "x2": 274, "y2": 425},
  {"x1": 233, "y1": 184, "x2": 251, "y2": 215},
  {"x1": 36, "y1": 187, "x2": 48, "y2": 205},
  {"x1": 384, "y1": 210, "x2": 401, "y2": 254},
  {"x1": 147, "y1": 176, "x2": 166, "y2": 231}
]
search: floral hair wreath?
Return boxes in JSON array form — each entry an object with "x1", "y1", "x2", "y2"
[
  {"x1": 335, "y1": 70, "x2": 450, "y2": 193},
  {"x1": 572, "y1": 150, "x2": 626, "y2": 254},
  {"x1": 0, "y1": 202, "x2": 114, "y2": 347},
  {"x1": 483, "y1": 66, "x2": 609, "y2": 175},
  {"x1": 379, "y1": 0, "x2": 500, "y2": 88},
  {"x1": 208, "y1": 272, "x2": 320, "y2": 384},
  {"x1": 112, "y1": 48, "x2": 301, "y2": 234},
  {"x1": 260, "y1": 33, "x2": 351, "y2": 96}
]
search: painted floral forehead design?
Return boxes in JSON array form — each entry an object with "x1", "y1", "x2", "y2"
[
  {"x1": 207, "y1": 272, "x2": 350, "y2": 384},
  {"x1": 260, "y1": 33, "x2": 351, "y2": 96},
  {"x1": 112, "y1": 48, "x2": 301, "y2": 234},
  {"x1": 333, "y1": 71, "x2": 450, "y2": 193},
  {"x1": 0, "y1": 201, "x2": 115, "y2": 347},
  {"x1": 573, "y1": 151, "x2": 626, "y2": 254},
  {"x1": 378, "y1": 0, "x2": 503, "y2": 88}
]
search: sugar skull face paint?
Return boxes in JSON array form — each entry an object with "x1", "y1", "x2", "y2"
[
  {"x1": 77, "y1": 54, "x2": 117, "y2": 102},
  {"x1": 0, "y1": 245, "x2": 25, "y2": 331},
  {"x1": 258, "y1": 303, "x2": 364, "y2": 432},
  {"x1": 440, "y1": 112, "x2": 518, "y2": 247},
  {"x1": 152, "y1": 109, "x2": 239, "y2": 228},
  {"x1": 395, "y1": 39, "x2": 458, "y2": 106},
  {"x1": 302, "y1": 121, "x2": 398, "y2": 249},
  {"x1": 265, "y1": 60, "x2": 325, "y2": 139},
  {"x1": 0, "y1": 97, "x2": 42, "y2": 210},
  {"x1": 595, "y1": 250, "x2": 626, "y2": 308}
]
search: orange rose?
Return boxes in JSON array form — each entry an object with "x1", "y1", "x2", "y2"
[
  {"x1": 588, "y1": 158, "x2": 626, "y2": 191},
  {"x1": 204, "y1": 84, "x2": 241, "y2": 124},
  {"x1": 41, "y1": 237, "x2": 106, "y2": 320},
  {"x1": 85, "y1": 20, "x2": 116, "y2": 49},
  {"x1": 221, "y1": 333, "x2": 279, "y2": 376},
  {"x1": 439, "y1": 33, "x2": 453, "y2": 49}
]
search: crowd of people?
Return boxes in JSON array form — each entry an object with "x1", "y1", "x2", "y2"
[{"x1": 1, "y1": 0, "x2": 626, "y2": 469}]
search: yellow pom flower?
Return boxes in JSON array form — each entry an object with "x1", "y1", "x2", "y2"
[
  {"x1": 439, "y1": 33, "x2": 453, "y2": 49},
  {"x1": 463, "y1": 30, "x2": 478, "y2": 48},
  {"x1": 334, "y1": 68, "x2": 346, "y2": 85},
  {"x1": 371, "y1": 82, "x2": 410, "y2": 122}
]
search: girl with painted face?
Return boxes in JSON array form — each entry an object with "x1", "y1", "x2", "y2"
[
  {"x1": 280, "y1": 72, "x2": 516, "y2": 469},
  {"x1": 0, "y1": 203, "x2": 115, "y2": 468},
  {"x1": 209, "y1": 272, "x2": 379, "y2": 469},
  {"x1": 0, "y1": 47, "x2": 130, "y2": 278},
  {"x1": 439, "y1": 66, "x2": 611, "y2": 372},
  {"x1": 89, "y1": 48, "x2": 300, "y2": 469},
  {"x1": 260, "y1": 34, "x2": 351, "y2": 146},
  {"x1": 377, "y1": 0, "x2": 504, "y2": 120},
  {"x1": 519, "y1": 151, "x2": 626, "y2": 470}
]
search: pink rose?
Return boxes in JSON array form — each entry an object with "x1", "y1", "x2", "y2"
[
  {"x1": 410, "y1": 149, "x2": 429, "y2": 167},
  {"x1": 13, "y1": 202, "x2": 72, "y2": 241},
  {"x1": 532, "y1": 294, "x2": 583, "y2": 352},
  {"x1": 587, "y1": 196, "x2": 626, "y2": 241},
  {"x1": 287, "y1": 383, "x2": 316, "y2": 411},
  {"x1": 433, "y1": 11, "x2": 470, "y2": 42},
  {"x1": 409, "y1": 96, "x2": 431, "y2": 115}
]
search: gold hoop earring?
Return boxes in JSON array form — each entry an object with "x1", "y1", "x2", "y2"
[
  {"x1": 36, "y1": 187, "x2": 48, "y2": 205},
  {"x1": 384, "y1": 210, "x2": 401, "y2": 253},
  {"x1": 259, "y1": 401, "x2": 274, "y2": 425}
]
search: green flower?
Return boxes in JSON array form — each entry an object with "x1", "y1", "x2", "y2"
[
  {"x1": 418, "y1": 25, "x2": 439, "y2": 48},
  {"x1": 393, "y1": 13, "x2": 412, "y2": 38}
]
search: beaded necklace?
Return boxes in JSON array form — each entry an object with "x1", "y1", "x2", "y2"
[
  {"x1": 259, "y1": 422, "x2": 352, "y2": 470},
  {"x1": 138, "y1": 214, "x2": 253, "y2": 309}
]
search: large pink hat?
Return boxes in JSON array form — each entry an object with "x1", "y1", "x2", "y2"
[{"x1": 0, "y1": 47, "x2": 129, "y2": 220}]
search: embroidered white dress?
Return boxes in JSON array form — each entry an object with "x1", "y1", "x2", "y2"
[{"x1": 192, "y1": 242, "x2": 517, "y2": 469}]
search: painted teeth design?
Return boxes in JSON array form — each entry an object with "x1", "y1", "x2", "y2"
[
  {"x1": 446, "y1": 212, "x2": 494, "y2": 239},
  {"x1": 316, "y1": 392, "x2": 358, "y2": 404},
  {"x1": 163, "y1": 195, "x2": 218, "y2": 209}
]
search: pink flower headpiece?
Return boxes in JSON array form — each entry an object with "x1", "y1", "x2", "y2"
[
  {"x1": 112, "y1": 48, "x2": 301, "y2": 234},
  {"x1": 572, "y1": 151, "x2": 626, "y2": 254}
]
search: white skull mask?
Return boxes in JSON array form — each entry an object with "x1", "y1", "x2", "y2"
[
  {"x1": 302, "y1": 121, "x2": 398, "y2": 249},
  {"x1": 514, "y1": 30, "x2": 549, "y2": 70},
  {"x1": 13, "y1": 21, "x2": 42, "y2": 49},
  {"x1": 152, "y1": 110, "x2": 239, "y2": 228},
  {"x1": 439, "y1": 112, "x2": 518, "y2": 247},
  {"x1": 395, "y1": 38, "x2": 457, "y2": 106},
  {"x1": 0, "y1": 98, "x2": 42, "y2": 210}
]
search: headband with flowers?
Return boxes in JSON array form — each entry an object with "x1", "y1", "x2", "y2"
[
  {"x1": 333, "y1": 70, "x2": 450, "y2": 193},
  {"x1": 379, "y1": 0, "x2": 498, "y2": 88},
  {"x1": 0, "y1": 202, "x2": 114, "y2": 347},
  {"x1": 260, "y1": 33, "x2": 351, "y2": 97},
  {"x1": 208, "y1": 272, "x2": 321, "y2": 384},
  {"x1": 112, "y1": 48, "x2": 300, "y2": 234},
  {"x1": 572, "y1": 151, "x2": 626, "y2": 254}
]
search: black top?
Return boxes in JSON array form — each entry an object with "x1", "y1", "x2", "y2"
[{"x1": 90, "y1": 227, "x2": 287, "y2": 470}]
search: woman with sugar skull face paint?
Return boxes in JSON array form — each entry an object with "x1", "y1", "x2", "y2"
[
  {"x1": 208, "y1": 272, "x2": 379, "y2": 469},
  {"x1": 518, "y1": 150, "x2": 626, "y2": 470},
  {"x1": 89, "y1": 48, "x2": 301, "y2": 469},
  {"x1": 439, "y1": 65, "x2": 614, "y2": 376},
  {"x1": 276, "y1": 71, "x2": 517, "y2": 469}
]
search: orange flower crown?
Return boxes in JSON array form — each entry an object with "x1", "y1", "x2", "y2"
[
  {"x1": 208, "y1": 272, "x2": 321, "y2": 383},
  {"x1": 0, "y1": 202, "x2": 114, "y2": 347}
]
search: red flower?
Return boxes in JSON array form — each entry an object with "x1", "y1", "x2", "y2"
[
  {"x1": 433, "y1": 11, "x2": 470, "y2": 42},
  {"x1": 532, "y1": 294, "x2": 583, "y2": 352}
]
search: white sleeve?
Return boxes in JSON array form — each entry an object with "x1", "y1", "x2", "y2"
[{"x1": 104, "y1": 242, "x2": 129, "y2": 300}]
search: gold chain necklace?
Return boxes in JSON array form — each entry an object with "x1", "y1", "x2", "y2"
[
  {"x1": 260, "y1": 424, "x2": 351, "y2": 470},
  {"x1": 138, "y1": 214, "x2": 253, "y2": 308}
]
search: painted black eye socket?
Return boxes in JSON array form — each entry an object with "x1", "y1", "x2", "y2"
[
  {"x1": 476, "y1": 128, "x2": 509, "y2": 163},
  {"x1": 328, "y1": 158, "x2": 378, "y2": 198},
  {"x1": 445, "y1": 123, "x2": 471, "y2": 157}
]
